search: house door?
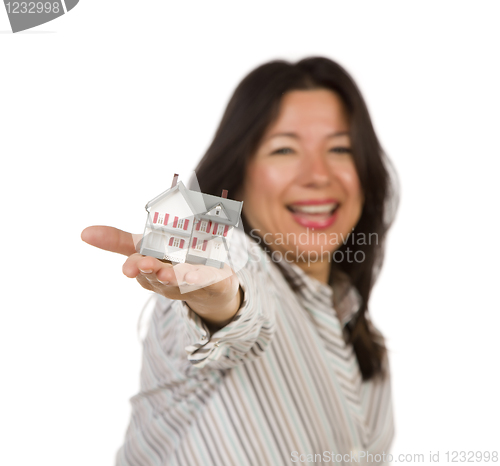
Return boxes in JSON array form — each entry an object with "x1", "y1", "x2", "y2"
[
  {"x1": 210, "y1": 239, "x2": 227, "y2": 263},
  {"x1": 149, "y1": 231, "x2": 166, "y2": 252}
]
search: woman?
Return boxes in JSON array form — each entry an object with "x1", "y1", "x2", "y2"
[{"x1": 82, "y1": 57, "x2": 398, "y2": 465}]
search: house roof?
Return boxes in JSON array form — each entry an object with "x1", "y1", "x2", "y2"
[{"x1": 145, "y1": 181, "x2": 243, "y2": 227}]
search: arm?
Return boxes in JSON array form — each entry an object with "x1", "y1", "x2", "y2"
[
  {"x1": 82, "y1": 225, "x2": 276, "y2": 370},
  {"x1": 176, "y1": 261, "x2": 276, "y2": 370}
]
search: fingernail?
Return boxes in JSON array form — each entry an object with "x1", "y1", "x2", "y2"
[
  {"x1": 158, "y1": 280, "x2": 169, "y2": 285},
  {"x1": 139, "y1": 268, "x2": 153, "y2": 274}
]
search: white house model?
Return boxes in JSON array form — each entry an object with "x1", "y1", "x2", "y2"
[{"x1": 139, "y1": 174, "x2": 243, "y2": 269}]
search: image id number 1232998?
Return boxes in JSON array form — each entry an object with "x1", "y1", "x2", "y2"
[
  {"x1": 444, "y1": 451, "x2": 498, "y2": 462},
  {"x1": 5, "y1": 2, "x2": 60, "y2": 13}
]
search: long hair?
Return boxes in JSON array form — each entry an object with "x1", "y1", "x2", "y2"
[{"x1": 192, "y1": 57, "x2": 399, "y2": 380}]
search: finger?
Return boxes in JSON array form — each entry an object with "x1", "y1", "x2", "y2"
[
  {"x1": 122, "y1": 253, "x2": 175, "y2": 283},
  {"x1": 135, "y1": 273, "x2": 187, "y2": 301},
  {"x1": 126, "y1": 257, "x2": 184, "y2": 298},
  {"x1": 81, "y1": 226, "x2": 138, "y2": 257},
  {"x1": 170, "y1": 263, "x2": 209, "y2": 286}
]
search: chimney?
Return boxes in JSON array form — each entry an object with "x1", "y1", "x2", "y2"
[
  {"x1": 171, "y1": 173, "x2": 179, "y2": 188},
  {"x1": 221, "y1": 189, "x2": 228, "y2": 199}
]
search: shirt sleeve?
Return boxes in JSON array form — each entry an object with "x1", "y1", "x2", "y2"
[
  {"x1": 116, "y1": 235, "x2": 276, "y2": 464},
  {"x1": 173, "y1": 258, "x2": 277, "y2": 370}
]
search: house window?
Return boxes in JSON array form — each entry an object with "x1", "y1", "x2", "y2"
[
  {"x1": 200, "y1": 221, "x2": 208, "y2": 233},
  {"x1": 175, "y1": 218, "x2": 189, "y2": 230},
  {"x1": 153, "y1": 212, "x2": 169, "y2": 225},
  {"x1": 216, "y1": 224, "x2": 225, "y2": 236},
  {"x1": 169, "y1": 237, "x2": 185, "y2": 249},
  {"x1": 192, "y1": 237, "x2": 207, "y2": 251}
]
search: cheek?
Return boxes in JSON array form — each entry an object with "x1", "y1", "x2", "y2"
[
  {"x1": 335, "y1": 164, "x2": 364, "y2": 205},
  {"x1": 241, "y1": 162, "x2": 295, "y2": 234},
  {"x1": 244, "y1": 162, "x2": 289, "y2": 204}
]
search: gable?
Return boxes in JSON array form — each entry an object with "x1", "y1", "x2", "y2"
[
  {"x1": 205, "y1": 203, "x2": 229, "y2": 220},
  {"x1": 148, "y1": 189, "x2": 194, "y2": 221}
]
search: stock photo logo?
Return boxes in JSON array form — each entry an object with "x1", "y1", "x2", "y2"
[{"x1": 3, "y1": 0, "x2": 78, "y2": 32}]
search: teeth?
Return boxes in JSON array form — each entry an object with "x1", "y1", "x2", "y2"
[{"x1": 290, "y1": 203, "x2": 338, "y2": 214}]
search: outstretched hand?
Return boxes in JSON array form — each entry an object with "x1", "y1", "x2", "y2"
[{"x1": 81, "y1": 226, "x2": 242, "y2": 329}]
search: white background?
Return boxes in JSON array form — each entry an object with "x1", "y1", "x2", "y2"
[{"x1": 1, "y1": 1, "x2": 499, "y2": 465}]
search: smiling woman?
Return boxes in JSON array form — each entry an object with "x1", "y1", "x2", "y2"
[
  {"x1": 83, "y1": 56, "x2": 399, "y2": 466},
  {"x1": 195, "y1": 57, "x2": 399, "y2": 378}
]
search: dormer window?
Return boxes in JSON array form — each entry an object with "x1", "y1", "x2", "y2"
[{"x1": 215, "y1": 206, "x2": 221, "y2": 216}]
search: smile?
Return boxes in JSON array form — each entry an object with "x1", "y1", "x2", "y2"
[{"x1": 287, "y1": 200, "x2": 339, "y2": 229}]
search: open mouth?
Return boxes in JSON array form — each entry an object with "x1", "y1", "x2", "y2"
[{"x1": 286, "y1": 201, "x2": 340, "y2": 229}]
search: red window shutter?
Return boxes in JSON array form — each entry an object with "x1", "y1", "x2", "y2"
[
  {"x1": 173, "y1": 216, "x2": 178, "y2": 228},
  {"x1": 153, "y1": 212, "x2": 159, "y2": 223},
  {"x1": 184, "y1": 219, "x2": 189, "y2": 230},
  {"x1": 223, "y1": 225, "x2": 229, "y2": 237},
  {"x1": 163, "y1": 214, "x2": 169, "y2": 225},
  {"x1": 192, "y1": 237, "x2": 197, "y2": 248},
  {"x1": 202, "y1": 240, "x2": 207, "y2": 251},
  {"x1": 207, "y1": 221, "x2": 212, "y2": 233},
  {"x1": 196, "y1": 220, "x2": 201, "y2": 231},
  {"x1": 212, "y1": 222, "x2": 218, "y2": 234},
  {"x1": 180, "y1": 239, "x2": 185, "y2": 249},
  {"x1": 168, "y1": 237, "x2": 173, "y2": 246}
]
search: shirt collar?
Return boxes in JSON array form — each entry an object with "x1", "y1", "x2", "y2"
[{"x1": 274, "y1": 259, "x2": 362, "y2": 327}]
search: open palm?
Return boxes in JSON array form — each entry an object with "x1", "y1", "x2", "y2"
[{"x1": 81, "y1": 226, "x2": 242, "y2": 328}]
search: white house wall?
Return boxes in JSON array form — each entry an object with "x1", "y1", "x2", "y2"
[
  {"x1": 186, "y1": 227, "x2": 211, "y2": 260},
  {"x1": 150, "y1": 190, "x2": 194, "y2": 227},
  {"x1": 224, "y1": 227, "x2": 234, "y2": 242},
  {"x1": 209, "y1": 238, "x2": 228, "y2": 263},
  {"x1": 145, "y1": 190, "x2": 197, "y2": 262}
]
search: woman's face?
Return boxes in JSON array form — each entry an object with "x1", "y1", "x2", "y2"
[{"x1": 240, "y1": 89, "x2": 364, "y2": 265}]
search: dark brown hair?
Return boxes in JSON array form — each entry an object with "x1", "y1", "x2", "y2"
[{"x1": 191, "y1": 57, "x2": 399, "y2": 380}]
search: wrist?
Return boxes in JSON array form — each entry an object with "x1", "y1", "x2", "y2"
[{"x1": 186, "y1": 285, "x2": 243, "y2": 329}]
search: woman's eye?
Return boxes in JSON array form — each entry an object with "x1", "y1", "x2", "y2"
[
  {"x1": 271, "y1": 147, "x2": 295, "y2": 155},
  {"x1": 329, "y1": 147, "x2": 352, "y2": 154}
]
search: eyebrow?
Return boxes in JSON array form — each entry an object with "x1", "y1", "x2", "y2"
[{"x1": 264, "y1": 131, "x2": 350, "y2": 141}]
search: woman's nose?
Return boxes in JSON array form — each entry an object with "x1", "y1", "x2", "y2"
[{"x1": 299, "y1": 152, "x2": 332, "y2": 188}]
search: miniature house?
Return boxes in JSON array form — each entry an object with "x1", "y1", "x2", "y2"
[{"x1": 139, "y1": 174, "x2": 243, "y2": 269}]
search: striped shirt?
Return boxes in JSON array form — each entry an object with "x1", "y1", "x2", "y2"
[{"x1": 116, "y1": 230, "x2": 394, "y2": 466}]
